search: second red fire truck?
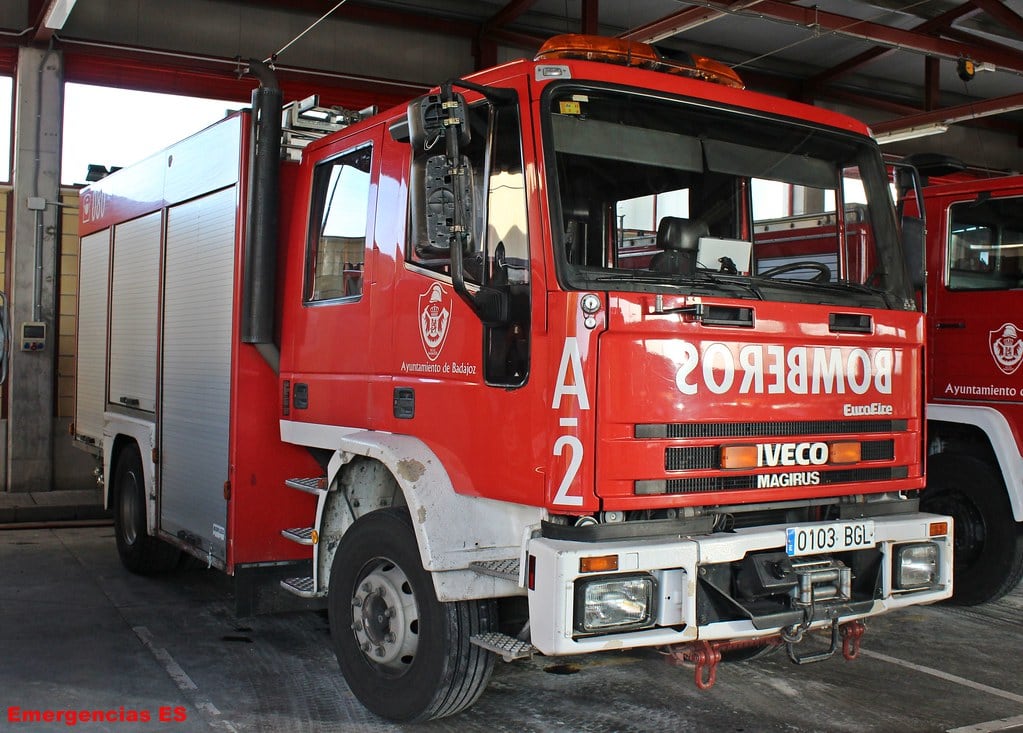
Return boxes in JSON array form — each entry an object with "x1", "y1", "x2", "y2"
[
  {"x1": 74, "y1": 35, "x2": 952, "y2": 721},
  {"x1": 897, "y1": 155, "x2": 1023, "y2": 605}
]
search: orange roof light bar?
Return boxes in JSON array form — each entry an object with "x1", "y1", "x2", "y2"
[{"x1": 535, "y1": 34, "x2": 744, "y2": 89}]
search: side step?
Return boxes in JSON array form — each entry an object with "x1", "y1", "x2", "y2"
[
  {"x1": 280, "y1": 576, "x2": 325, "y2": 599},
  {"x1": 471, "y1": 631, "x2": 536, "y2": 662},
  {"x1": 285, "y1": 477, "x2": 327, "y2": 495},
  {"x1": 281, "y1": 527, "x2": 315, "y2": 545},
  {"x1": 469, "y1": 558, "x2": 521, "y2": 583}
]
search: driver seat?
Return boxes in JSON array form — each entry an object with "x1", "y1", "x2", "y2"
[{"x1": 649, "y1": 217, "x2": 707, "y2": 276}]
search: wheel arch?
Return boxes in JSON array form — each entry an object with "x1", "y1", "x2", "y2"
[
  {"x1": 316, "y1": 430, "x2": 543, "y2": 602},
  {"x1": 102, "y1": 413, "x2": 158, "y2": 532},
  {"x1": 927, "y1": 404, "x2": 1023, "y2": 521}
]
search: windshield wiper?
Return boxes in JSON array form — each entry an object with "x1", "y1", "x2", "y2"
[{"x1": 751, "y1": 276, "x2": 893, "y2": 306}]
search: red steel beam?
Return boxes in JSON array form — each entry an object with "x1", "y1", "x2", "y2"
[
  {"x1": 924, "y1": 56, "x2": 940, "y2": 111},
  {"x1": 704, "y1": 0, "x2": 1023, "y2": 74},
  {"x1": 871, "y1": 92, "x2": 1023, "y2": 135},
  {"x1": 483, "y1": 0, "x2": 540, "y2": 32},
  {"x1": 970, "y1": 0, "x2": 1023, "y2": 39},
  {"x1": 581, "y1": 0, "x2": 599, "y2": 35},
  {"x1": 620, "y1": 1, "x2": 763, "y2": 43},
  {"x1": 806, "y1": 2, "x2": 981, "y2": 89}
]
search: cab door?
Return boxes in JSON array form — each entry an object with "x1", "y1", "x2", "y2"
[{"x1": 928, "y1": 188, "x2": 1023, "y2": 408}]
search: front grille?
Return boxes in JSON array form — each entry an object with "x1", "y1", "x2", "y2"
[
  {"x1": 665, "y1": 446, "x2": 720, "y2": 471},
  {"x1": 637, "y1": 419, "x2": 906, "y2": 440},
  {"x1": 664, "y1": 440, "x2": 895, "y2": 471},
  {"x1": 861, "y1": 440, "x2": 895, "y2": 461},
  {"x1": 655, "y1": 466, "x2": 908, "y2": 495}
]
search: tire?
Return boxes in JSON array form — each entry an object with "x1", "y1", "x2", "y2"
[
  {"x1": 113, "y1": 445, "x2": 180, "y2": 575},
  {"x1": 921, "y1": 453, "x2": 1023, "y2": 605},
  {"x1": 328, "y1": 508, "x2": 496, "y2": 722}
]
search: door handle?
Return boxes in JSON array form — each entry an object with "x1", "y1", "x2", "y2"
[{"x1": 935, "y1": 321, "x2": 965, "y2": 329}]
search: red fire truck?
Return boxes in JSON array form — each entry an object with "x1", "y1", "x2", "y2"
[
  {"x1": 896, "y1": 156, "x2": 1023, "y2": 606},
  {"x1": 74, "y1": 35, "x2": 952, "y2": 722}
]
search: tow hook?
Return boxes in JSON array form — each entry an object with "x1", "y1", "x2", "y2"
[
  {"x1": 841, "y1": 620, "x2": 866, "y2": 660},
  {"x1": 664, "y1": 640, "x2": 721, "y2": 689},
  {"x1": 663, "y1": 638, "x2": 780, "y2": 690},
  {"x1": 783, "y1": 618, "x2": 867, "y2": 664}
]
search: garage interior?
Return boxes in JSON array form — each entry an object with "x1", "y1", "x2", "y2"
[{"x1": 1, "y1": 1, "x2": 1022, "y2": 731}]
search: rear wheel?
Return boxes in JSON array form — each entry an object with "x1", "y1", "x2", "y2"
[
  {"x1": 328, "y1": 507, "x2": 496, "y2": 722},
  {"x1": 113, "y1": 445, "x2": 180, "y2": 574},
  {"x1": 921, "y1": 453, "x2": 1023, "y2": 605}
]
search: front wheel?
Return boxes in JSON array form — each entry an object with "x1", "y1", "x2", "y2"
[
  {"x1": 921, "y1": 453, "x2": 1023, "y2": 605},
  {"x1": 112, "y1": 445, "x2": 180, "y2": 574},
  {"x1": 328, "y1": 508, "x2": 496, "y2": 722}
]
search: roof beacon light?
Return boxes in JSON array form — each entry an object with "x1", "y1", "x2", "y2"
[{"x1": 535, "y1": 34, "x2": 744, "y2": 89}]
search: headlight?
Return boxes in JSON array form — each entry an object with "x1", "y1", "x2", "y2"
[
  {"x1": 894, "y1": 542, "x2": 939, "y2": 590},
  {"x1": 574, "y1": 574, "x2": 654, "y2": 634}
]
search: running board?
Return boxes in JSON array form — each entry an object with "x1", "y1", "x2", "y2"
[
  {"x1": 470, "y1": 631, "x2": 535, "y2": 662},
  {"x1": 281, "y1": 527, "x2": 315, "y2": 545},
  {"x1": 284, "y1": 477, "x2": 327, "y2": 495},
  {"x1": 280, "y1": 576, "x2": 324, "y2": 599},
  {"x1": 469, "y1": 558, "x2": 520, "y2": 583}
]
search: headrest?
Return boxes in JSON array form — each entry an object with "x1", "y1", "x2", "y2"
[{"x1": 656, "y1": 217, "x2": 708, "y2": 252}]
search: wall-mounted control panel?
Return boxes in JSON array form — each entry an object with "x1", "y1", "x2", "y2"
[{"x1": 20, "y1": 322, "x2": 46, "y2": 352}]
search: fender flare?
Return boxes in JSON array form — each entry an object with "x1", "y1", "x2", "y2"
[
  {"x1": 927, "y1": 403, "x2": 1023, "y2": 521},
  {"x1": 103, "y1": 413, "x2": 158, "y2": 533},
  {"x1": 330, "y1": 430, "x2": 544, "y2": 572}
]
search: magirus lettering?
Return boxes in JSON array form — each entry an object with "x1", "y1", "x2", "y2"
[
  {"x1": 757, "y1": 472, "x2": 821, "y2": 488},
  {"x1": 674, "y1": 343, "x2": 894, "y2": 396}
]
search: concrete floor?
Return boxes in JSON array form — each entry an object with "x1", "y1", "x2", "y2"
[{"x1": 2, "y1": 526, "x2": 1022, "y2": 733}]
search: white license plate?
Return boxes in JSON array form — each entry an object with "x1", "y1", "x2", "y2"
[{"x1": 785, "y1": 520, "x2": 875, "y2": 557}]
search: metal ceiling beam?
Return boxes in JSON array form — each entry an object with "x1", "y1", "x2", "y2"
[
  {"x1": 805, "y1": 2, "x2": 981, "y2": 90},
  {"x1": 581, "y1": 0, "x2": 599, "y2": 35},
  {"x1": 31, "y1": 0, "x2": 78, "y2": 42},
  {"x1": 620, "y1": 1, "x2": 763, "y2": 44},
  {"x1": 970, "y1": 0, "x2": 1023, "y2": 39},
  {"x1": 699, "y1": 0, "x2": 1023, "y2": 74},
  {"x1": 870, "y1": 92, "x2": 1023, "y2": 135},
  {"x1": 483, "y1": 0, "x2": 540, "y2": 32}
]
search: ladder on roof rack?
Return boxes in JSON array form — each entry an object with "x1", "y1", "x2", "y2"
[{"x1": 280, "y1": 95, "x2": 377, "y2": 161}]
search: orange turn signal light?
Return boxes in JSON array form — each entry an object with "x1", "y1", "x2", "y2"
[
  {"x1": 720, "y1": 445, "x2": 758, "y2": 470},
  {"x1": 828, "y1": 441, "x2": 862, "y2": 465},
  {"x1": 580, "y1": 554, "x2": 619, "y2": 573},
  {"x1": 929, "y1": 521, "x2": 949, "y2": 537}
]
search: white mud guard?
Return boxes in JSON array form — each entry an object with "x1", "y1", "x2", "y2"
[{"x1": 928, "y1": 403, "x2": 1023, "y2": 521}]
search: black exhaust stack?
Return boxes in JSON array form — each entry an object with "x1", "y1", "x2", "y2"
[{"x1": 242, "y1": 59, "x2": 283, "y2": 372}]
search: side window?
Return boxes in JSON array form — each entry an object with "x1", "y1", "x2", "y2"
[
  {"x1": 306, "y1": 145, "x2": 372, "y2": 302},
  {"x1": 947, "y1": 196, "x2": 1023, "y2": 291}
]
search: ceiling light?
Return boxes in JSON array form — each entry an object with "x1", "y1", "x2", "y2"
[
  {"x1": 42, "y1": 0, "x2": 77, "y2": 30},
  {"x1": 873, "y1": 123, "x2": 949, "y2": 145}
]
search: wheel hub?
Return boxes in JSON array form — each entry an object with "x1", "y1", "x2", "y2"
[
  {"x1": 120, "y1": 472, "x2": 139, "y2": 545},
  {"x1": 351, "y1": 560, "x2": 420, "y2": 672}
]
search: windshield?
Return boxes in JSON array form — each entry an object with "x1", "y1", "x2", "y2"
[{"x1": 544, "y1": 86, "x2": 914, "y2": 309}]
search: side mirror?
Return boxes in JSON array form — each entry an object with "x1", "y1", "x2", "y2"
[
  {"x1": 423, "y1": 154, "x2": 474, "y2": 252},
  {"x1": 901, "y1": 215, "x2": 926, "y2": 291},
  {"x1": 407, "y1": 92, "x2": 470, "y2": 153}
]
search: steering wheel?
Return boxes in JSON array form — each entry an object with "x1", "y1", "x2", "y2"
[{"x1": 758, "y1": 261, "x2": 832, "y2": 283}]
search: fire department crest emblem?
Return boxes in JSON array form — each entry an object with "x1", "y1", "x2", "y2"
[
  {"x1": 419, "y1": 283, "x2": 452, "y2": 361},
  {"x1": 989, "y1": 322, "x2": 1023, "y2": 375}
]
